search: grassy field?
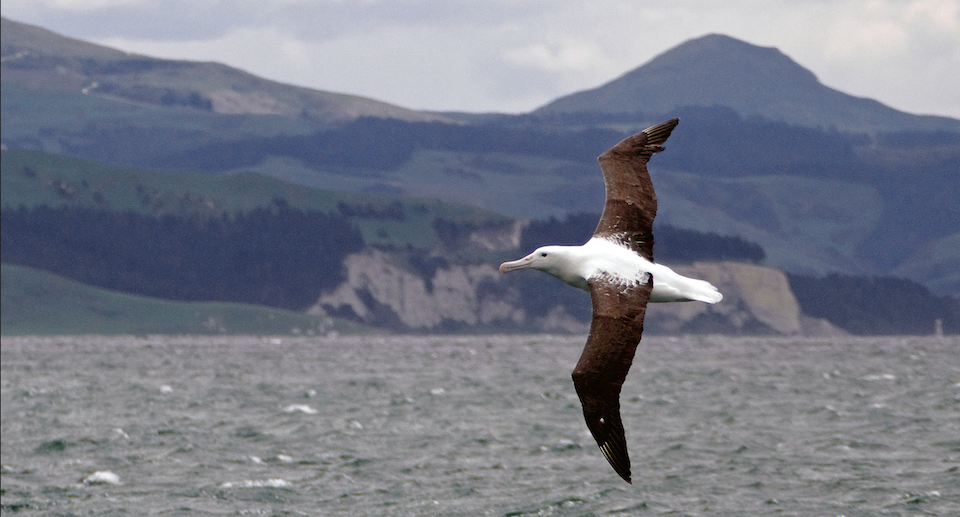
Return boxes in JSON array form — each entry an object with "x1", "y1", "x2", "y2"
[{"x1": 1, "y1": 264, "x2": 370, "y2": 336}]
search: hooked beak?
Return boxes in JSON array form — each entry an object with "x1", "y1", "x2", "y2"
[{"x1": 499, "y1": 254, "x2": 534, "y2": 274}]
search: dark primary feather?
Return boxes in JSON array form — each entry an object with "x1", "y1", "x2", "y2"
[
  {"x1": 572, "y1": 275, "x2": 653, "y2": 484},
  {"x1": 594, "y1": 118, "x2": 679, "y2": 261}
]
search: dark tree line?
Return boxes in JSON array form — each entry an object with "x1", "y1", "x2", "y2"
[
  {"x1": 93, "y1": 83, "x2": 214, "y2": 110},
  {"x1": 1, "y1": 201, "x2": 363, "y2": 310},
  {"x1": 519, "y1": 212, "x2": 765, "y2": 264},
  {"x1": 654, "y1": 225, "x2": 766, "y2": 264},
  {"x1": 152, "y1": 117, "x2": 625, "y2": 172},
  {"x1": 153, "y1": 107, "x2": 878, "y2": 179},
  {"x1": 653, "y1": 106, "x2": 865, "y2": 179},
  {"x1": 788, "y1": 272, "x2": 959, "y2": 335}
]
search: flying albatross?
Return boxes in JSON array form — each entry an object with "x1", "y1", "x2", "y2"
[{"x1": 498, "y1": 118, "x2": 722, "y2": 483}]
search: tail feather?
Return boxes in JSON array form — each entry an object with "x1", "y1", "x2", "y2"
[
  {"x1": 689, "y1": 278, "x2": 723, "y2": 304},
  {"x1": 649, "y1": 270, "x2": 723, "y2": 303}
]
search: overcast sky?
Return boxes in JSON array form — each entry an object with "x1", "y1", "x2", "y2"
[{"x1": 3, "y1": 0, "x2": 959, "y2": 117}]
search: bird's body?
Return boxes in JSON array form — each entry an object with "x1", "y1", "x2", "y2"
[
  {"x1": 501, "y1": 237, "x2": 722, "y2": 303},
  {"x1": 499, "y1": 118, "x2": 722, "y2": 483}
]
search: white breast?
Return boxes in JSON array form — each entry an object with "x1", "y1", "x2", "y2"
[
  {"x1": 579, "y1": 238, "x2": 722, "y2": 304},
  {"x1": 578, "y1": 238, "x2": 652, "y2": 286}
]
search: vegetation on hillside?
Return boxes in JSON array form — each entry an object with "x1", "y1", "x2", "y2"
[
  {"x1": 36, "y1": 106, "x2": 949, "y2": 272},
  {"x1": 6, "y1": 77, "x2": 958, "y2": 282},
  {"x1": 1, "y1": 201, "x2": 362, "y2": 310},
  {"x1": 788, "y1": 272, "x2": 959, "y2": 335},
  {"x1": 5, "y1": 192, "x2": 954, "y2": 335},
  {"x1": 518, "y1": 212, "x2": 766, "y2": 264}
]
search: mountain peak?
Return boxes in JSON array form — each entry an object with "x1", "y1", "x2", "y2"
[
  {"x1": 643, "y1": 33, "x2": 820, "y2": 86},
  {"x1": 536, "y1": 34, "x2": 959, "y2": 133}
]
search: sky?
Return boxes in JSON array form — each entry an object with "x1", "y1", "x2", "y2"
[{"x1": 2, "y1": 0, "x2": 959, "y2": 118}]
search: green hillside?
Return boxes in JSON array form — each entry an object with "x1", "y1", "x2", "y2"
[
  {"x1": 1, "y1": 264, "x2": 368, "y2": 336},
  {"x1": 1, "y1": 148, "x2": 511, "y2": 250}
]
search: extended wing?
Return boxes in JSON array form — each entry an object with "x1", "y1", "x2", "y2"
[
  {"x1": 571, "y1": 274, "x2": 653, "y2": 483},
  {"x1": 594, "y1": 118, "x2": 679, "y2": 261}
]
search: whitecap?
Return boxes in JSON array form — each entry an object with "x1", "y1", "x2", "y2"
[
  {"x1": 82, "y1": 471, "x2": 121, "y2": 485},
  {"x1": 862, "y1": 373, "x2": 896, "y2": 381},
  {"x1": 220, "y1": 478, "x2": 291, "y2": 488},
  {"x1": 283, "y1": 404, "x2": 318, "y2": 414},
  {"x1": 159, "y1": 385, "x2": 174, "y2": 393}
]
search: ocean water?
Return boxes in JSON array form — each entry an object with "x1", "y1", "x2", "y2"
[{"x1": 1, "y1": 334, "x2": 958, "y2": 516}]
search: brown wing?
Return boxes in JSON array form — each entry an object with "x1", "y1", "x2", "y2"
[
  {"x1": 571, "y1": 273, "x2": 653, "y2": 483},
  {"x1": 594, "y1": 118, "x2": 679, "y2": 261}
]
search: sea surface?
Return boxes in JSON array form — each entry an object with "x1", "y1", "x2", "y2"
[{"x1": 1, "y1": 334, "x2": 958, "y2": 516}]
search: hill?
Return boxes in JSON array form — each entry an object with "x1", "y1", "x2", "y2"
[
  {"x1": 0, "y1": 148, "x2": 511, "y2": 250},
  {"x1": 2, "y1": 18, "x2": 958, "y2": 300},
  {"x1": 0, "y1": 16, "x2": 450, "y2": 133},
  {"x1": 4, "y1": 150, "x2": 955, "y2": 336},
  {"x1": 535, "y1": 34, "x2": 960, "y2": 135},
  {"x1": 0, "y1": 264, "x2": 366, "y2": 336},
  {"x1": 64, "y1": 110, "x2": 950, "y2": 294}
]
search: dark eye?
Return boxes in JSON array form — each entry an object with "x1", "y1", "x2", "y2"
[{"x1": 540, "y1": 252, "x2": 548, "y2": 257}]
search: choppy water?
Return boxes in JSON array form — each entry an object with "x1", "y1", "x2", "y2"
[{"x1": 1, "y1": 334, "x2": 958, "y2": 516}]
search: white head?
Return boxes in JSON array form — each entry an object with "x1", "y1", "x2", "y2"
[
  {"x1": 499, "y1": 246, "x2": 561, "y2": 273},
  {"x1": 499, "y1": 245, "x2": 587, "y2": 289}
]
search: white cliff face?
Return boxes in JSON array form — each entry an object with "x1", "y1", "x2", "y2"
[
  {"x1": 311, "y1": 252, "x2": 841, "y2": 336},
  {"x1": 653, "y1": 262, "x2": 802, "y2": 334},
  {"x1": 646, "y1": 262, "x2": 843, "y2": 336},
  {"x1": 310, "y1": 250, "x2": 522, "y2": 329}
]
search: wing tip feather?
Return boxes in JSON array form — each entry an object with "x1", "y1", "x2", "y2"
[
  {"x1": 584, "y1": 412, "x2": 632, "y2": 483},
  {"x1": 599, "y1": 117, "x2": 680, "y2": 162},
  {"x1": 641, "y1": 118, "x2": 680, "y2": 146},
  {"x1": 599, "y1": 438, "x2": 632, "y2": 483}
]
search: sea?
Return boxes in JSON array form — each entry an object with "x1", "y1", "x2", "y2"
[{"x1": 1, "y1": 334, "x2": 957, "y2": 516}]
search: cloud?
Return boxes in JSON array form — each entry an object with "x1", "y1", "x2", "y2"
[
  {"x1": 2, "y1": 0, "x2": 958, "y2": 116},
  {"x1": 503, "y1": 41, "x2": 609, "y2": 73},
  {"x1": 806, "y1": 0, "x2": 960, "y2": 115}
]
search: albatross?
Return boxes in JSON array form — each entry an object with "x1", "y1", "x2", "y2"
[{"x1": 498, "y1": 118, "x2": 722, "y2": 483}]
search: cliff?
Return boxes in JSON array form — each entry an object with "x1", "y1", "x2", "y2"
[
  {"x1": 309, "y1": 252, "x2": 843, "y2": 336},
  {"x1": 309, "y1": 250, "x2": 512, "y2": 330},
  {"x1": 644, "y1": 262, "x2": 842, "y2": 336}
]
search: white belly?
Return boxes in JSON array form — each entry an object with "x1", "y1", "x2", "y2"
[{"x1": 578, "y1": 238, "x2": 723, "y2": 304}]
